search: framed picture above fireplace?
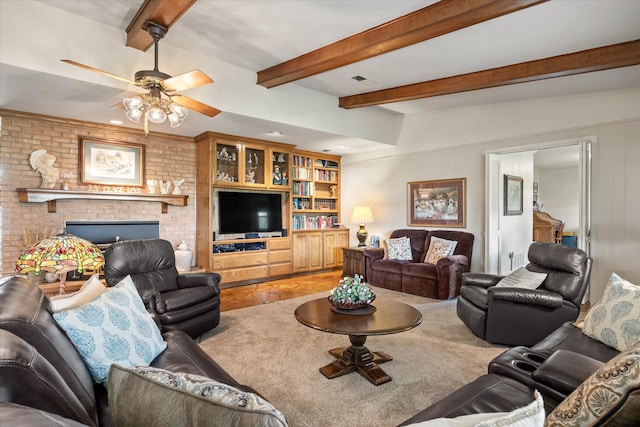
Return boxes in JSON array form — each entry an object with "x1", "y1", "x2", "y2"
[{"x1": 79, "y1": 137, "x2": 145, "y2": 187}]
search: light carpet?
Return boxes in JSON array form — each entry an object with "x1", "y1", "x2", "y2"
[{"x1": 198, "y1": 287, "x2": 506, "y2": 427}]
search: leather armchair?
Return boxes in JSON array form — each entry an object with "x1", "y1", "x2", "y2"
[
  {"x1": 456, "y1": 242, "x2": 592, "y2": 346},
  {"x1": 103, "y1": 239, "x2": 221, "y2": 338}
]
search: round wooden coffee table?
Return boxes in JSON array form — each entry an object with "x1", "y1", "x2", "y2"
[{"x1": 294, "y1": 297, "x2": 422, "y2": 385}]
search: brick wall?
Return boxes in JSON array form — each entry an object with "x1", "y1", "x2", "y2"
[{"x1": 0, "y1": 110, "x2": 198, "y2": 276}]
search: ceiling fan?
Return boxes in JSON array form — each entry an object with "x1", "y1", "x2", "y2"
[{"x1": 62, "y1": 20, "x2": 220, "y2": 134}]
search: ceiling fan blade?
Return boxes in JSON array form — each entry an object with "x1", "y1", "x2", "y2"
[
  {"x1": 171, "y1": 94, "x2": 221, "y2": 117},
  {"x1": 110, "y1": 101, "x2": 125, "y2": 109},
  {"x1": 161, "y1": 70, "x2": 213, "y2": 92},
  {"x1": 61, "y1": 59, "x2": 137, "y2": 86}
]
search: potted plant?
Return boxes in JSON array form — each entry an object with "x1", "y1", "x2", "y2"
[{"x1": 328, "y1": 274, "x2": 376, "y2": 310}]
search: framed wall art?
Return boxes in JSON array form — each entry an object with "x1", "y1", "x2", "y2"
[
  {"x1": 504, "y1": 174, "x2": 523, "y2": 216},
  {"x1": 79, "y1": 137, "x2": 145, "y2": 187},
  {"x1": 408, "y1": 178, "x2": 466, "y2": 228}
]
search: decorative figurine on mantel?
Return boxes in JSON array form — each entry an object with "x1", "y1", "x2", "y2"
[
  {"x1": 159, "y1": 180, "x2": 171, "y2": 194},
  {"x1": 59, "y1": 171, "x2": 73, "y2": 190},
  {"x1": 172, "y1": 179, "x2": 185, "y2": 194},
  {"x1": 29, "y1": 150, "x2": 59, "y2": 189},
  {"x1": 147, "y1": 179, "x2": 159, "y2": 193}
]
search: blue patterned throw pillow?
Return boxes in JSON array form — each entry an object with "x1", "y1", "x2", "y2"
[
  {"x1": 581, "y1": 273, "x2": 640, "y2": 352},
  {"x1": 53, "y1": 275, "x2": 167, "y2": 384}
]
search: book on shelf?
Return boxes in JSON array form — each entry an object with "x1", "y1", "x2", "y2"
[{"x1": 292, "y1": 214, "x2": 337, "y2": 230}]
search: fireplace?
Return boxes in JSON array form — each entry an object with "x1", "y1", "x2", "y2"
[{"x1": 64, "y1": 220, "x2": 160, "y2": 279}]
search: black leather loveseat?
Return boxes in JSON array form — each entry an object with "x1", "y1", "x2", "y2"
[
  {"x1": 0, "y1": 276, "x2": 276, "y2": 426},
  {"x1": 398, "y1": 320, "x2": 638, "y2": 425}
]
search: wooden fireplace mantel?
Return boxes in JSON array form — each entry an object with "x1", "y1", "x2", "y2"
[{"x1": 16, "y1": 188, "x2": 188, "y2": 214}]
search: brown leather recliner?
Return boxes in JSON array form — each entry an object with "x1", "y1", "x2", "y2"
[
  {"x1": 456, "y1": 242, "x2": 592, "y2": 346},
  {"x1": 103, "y1": 238, "x2": 221, "y2": 338}
]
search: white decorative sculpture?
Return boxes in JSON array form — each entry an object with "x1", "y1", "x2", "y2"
[
  {"x1": 160, "y1": 180, "x2": 172, "y2": 194},
  {"x1": 147, "y1": 179, "x2": 159, "y2": 193},
  {"x1": 172, "y1": 179, "x2": 185, "y2": 195},
  {"x1": 29, "y1": 150, "x2": 59, "y2": 189}
]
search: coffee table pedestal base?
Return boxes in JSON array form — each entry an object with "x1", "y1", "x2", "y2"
[{"x1": 319, "y1": 335, "x2": 393, "y2": 385}]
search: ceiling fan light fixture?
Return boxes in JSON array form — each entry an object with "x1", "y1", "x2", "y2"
[
  {"x1": 123, "y1": 96, "x2": 143, "y2": 111},
  {"x1": 125, "y1": 108, "x2": 143, "y2": 123},
  {"x1": 146, "y1": 106, "x2": 167, "y2": 124},
  {"x1": 169, "y1": 102, "x2": 188, "y2": 119},
  {"x1": 168, "y1": 113, "x2": 183, "y2": 128}
]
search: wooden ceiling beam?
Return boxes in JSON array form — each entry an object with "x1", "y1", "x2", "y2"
[
  {"x1": 339, "y1": 39, "x2": 640, "y2": 109},
  {"x1": 126, "y1": 0, "x2": 197, "y2": 51},
  {"x1": 257, "y1": 0, "x2": 549, "y2": 88}
]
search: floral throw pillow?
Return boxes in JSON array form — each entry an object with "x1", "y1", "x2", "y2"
[
  {"x1": 108, "y1": 365, "x2": 288, "y2": 427},
  {"x1": 424, "y1": 237, "x2": 458, "y2": 264},
  {"x1": 545, "y1": 343, "x2": 640, "y2": 427},
  {"x1": 425, "y1": 238, "x2": 457, "y2": 265},
  {"x1": 581, "y1": 273, "x2": 640, "y2": 352},
  {"x1": 385, "y1": 237, "x2": 412, "y2": 261}
]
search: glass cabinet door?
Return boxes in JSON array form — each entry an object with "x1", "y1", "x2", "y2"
[
  {"x1": 215, "y1": 143, "x2": 240, "y2": 183},
  {"x1": 245, "y1": 146, "x2": 265, "y2": 185},
  {"x1": 271, "y1": 151, "x2": 290, "y2": 187}
]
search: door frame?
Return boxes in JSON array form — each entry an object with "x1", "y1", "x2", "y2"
[{"x1": 484, "y1": 137, "x2": 594, "y2": 274}]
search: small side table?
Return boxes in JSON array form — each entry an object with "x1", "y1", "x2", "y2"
[{"x1": 342, "y1": 247, "x2": 366, "y2": 279}]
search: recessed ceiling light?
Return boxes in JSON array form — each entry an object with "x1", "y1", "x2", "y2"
[
  {"x1": 337, "y1": 144, "x2": 349, "y2": 149},
  {"x1": 110, "y1": 119, "x2": 123, "y2": 125}
]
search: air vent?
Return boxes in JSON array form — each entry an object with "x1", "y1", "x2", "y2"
[{"x1": 351, "y1": 75, "x2": 367, "y2": 82}]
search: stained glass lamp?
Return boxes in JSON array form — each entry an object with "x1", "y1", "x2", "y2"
[{"x1": 16, "y1": 232, "x2": 105, "y2": 294}]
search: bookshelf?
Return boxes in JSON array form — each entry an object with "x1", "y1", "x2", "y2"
[{"x1": 291, "y1": 150, "x2": 341, "y2": 231}]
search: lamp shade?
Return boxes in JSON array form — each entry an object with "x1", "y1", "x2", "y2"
[
  {"x1": 351, "y1": 206, "x2": 374, "y2": 225},
  {"x1": 16, "y1": 232, "x2": 104, "y2": 276}
]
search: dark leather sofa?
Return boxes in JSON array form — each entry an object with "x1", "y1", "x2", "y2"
[
  {"x1": 399, "y1": 320, "x2": 632, "y2": 425},
  {"x1": 364, "y1": 229, "x2": 474, "y2": 299},
  {"x1": 0, "y1": 276, "x2": 260, "y2": 426}
]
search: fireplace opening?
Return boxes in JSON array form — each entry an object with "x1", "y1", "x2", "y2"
[{"x1": 64, "y1": 220, "x2": 160, "y2": 280}]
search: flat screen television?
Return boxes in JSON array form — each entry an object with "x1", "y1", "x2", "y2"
[{"x1": 218, "y1": 191, "x2": 283, "y2": 235}]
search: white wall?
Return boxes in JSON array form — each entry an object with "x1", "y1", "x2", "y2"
[
  {"x1": 497, "y1": 151, "x2": 535, "y2": 274},
  {"x1": 341, "y1": 88, "x2": 640, "y2": 302},
  {"x1": 537, "y1": 167, "x2": 580, "y2": 235}
]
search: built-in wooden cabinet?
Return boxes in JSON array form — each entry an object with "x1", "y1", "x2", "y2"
[
  {"x1": 212, "y1": 138, "x2": 291, "y2": 189},
  {"x1": 212, "y1": 237, "x2": 292, "y2": 285},
  {"x1": 322, "y1": 230, "x2": 349, "y2": 268},
  {"x1": 195, "y1": 132, "x2": 344, "y2": 285},
  {"x1": 292, "y1": 231, "x2": 323, "y2": 273},
  {"x1": 292, "y1": 229, "x2": 348, "y2": 273}
]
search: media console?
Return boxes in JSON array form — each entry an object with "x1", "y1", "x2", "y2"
[{"x1": 212, "y1": 237, "x2": 292, "y2": 287}]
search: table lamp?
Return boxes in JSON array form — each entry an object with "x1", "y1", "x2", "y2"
[
  {"x1": 16, "y1": 232, "x2": 105, "y2": 294},
  {"x1": 351, "y1": 206, "x2": 374, "y2": 247}
]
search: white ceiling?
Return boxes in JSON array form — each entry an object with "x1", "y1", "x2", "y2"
[{"x1": 1, "y1": 0, "x2": 639, "y2": 157}]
